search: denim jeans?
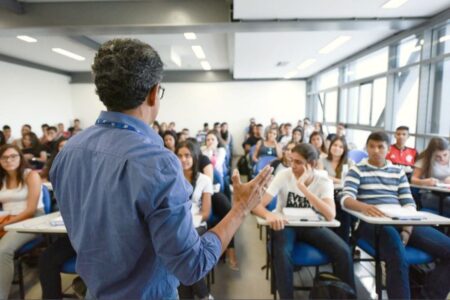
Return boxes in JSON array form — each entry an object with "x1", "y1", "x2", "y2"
[
  {"x1": 420, "y1": 191, "x2": 450, "y2": 217},
  {"x1": 357, "y1": 223, "x2": 450, "y2": 299},
  {"x1": 272, "y1": 227, "x2": 355, "y2": 299}
]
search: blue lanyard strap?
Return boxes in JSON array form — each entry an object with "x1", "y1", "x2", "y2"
[{"x1": 95, "y1": 119, "x2": 143, "y2": 135}]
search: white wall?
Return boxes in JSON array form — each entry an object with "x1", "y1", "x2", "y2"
[
  {"x1": 70, "y1": 80, "x2": 306, "y2": 154},
  {"x1": 0, "y1": 61, "x2": 73, "y2": 138}
]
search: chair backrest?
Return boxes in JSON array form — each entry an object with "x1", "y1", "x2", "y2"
[
  {"x1": 255, "y1": 156, "x2": 276, "y2": 174},
  {"x1": 266, "y1": 196, "x2": 277, "y2": 211},
  {"x1": 347, "y1": 150, "x2": 368, "y2": 164},
  {"x1": 42, "y1": 185, "x2": 52, "y2": 214}
]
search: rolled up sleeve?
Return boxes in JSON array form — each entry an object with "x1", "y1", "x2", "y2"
[{"x1": 141, "y1": 156, "x2": 222, "y2": 285}]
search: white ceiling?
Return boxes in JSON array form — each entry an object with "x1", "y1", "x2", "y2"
[
  {"x1": 233, "y1": 30, "x2": 396, "y2": 79},
  {"x1": 234, "y1": 0, "x2": 450, "y2": 19},
  {"x1": 91, "y1": 34, "x2": 229, "y2": 71},
  {"x1": 0, "y1": 36, "x2": 96, "y2": 72},
  {"x1": 0, "y1": 0, "x2": 449, "y2": 78}
]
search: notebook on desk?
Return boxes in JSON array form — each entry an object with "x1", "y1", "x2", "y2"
[
  {"x1": 377, "y1": 205, "x2": 427, "y2": 220},
  {"x1": 436, "y1": 182, "x2": 450, "y2": 189},
  {"x1": 49, "y1": 216, "x2": 65, "y2": 226},
  {"x1": 282, "y1": 208, "x2": 323, "y2": 222}
]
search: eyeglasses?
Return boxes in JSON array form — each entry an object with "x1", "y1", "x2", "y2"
[
  {"x1": 0, "y1": 154, "x2": 20, "y2": 163},
  {"x1": 158, "y1": 85, "x2": 165, "y2": 100}
]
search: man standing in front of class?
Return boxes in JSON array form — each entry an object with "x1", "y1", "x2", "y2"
[{"x1": 50, "y1": 39, "x2": 272, "y2": 300}]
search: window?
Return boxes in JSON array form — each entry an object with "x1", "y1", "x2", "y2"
[
  {"x1": 371, "y1": 77, "x2": 387, "y2": 127},
  {"x1": 433, "y1": 22, "x2": 450, "y2": 56},
  {"x1": 318, "y1": 68, "x2": 339, "y2": 90},
  {"x1": 395, "y1": 35, "x2": 423, "y2": 68},
  {"x1": 324, "y1": 90, "x2": 338, "y2": 123},
  {"x1": 344, "y1": 47, "x2": 388, "y2": 82},
  {"x1": 340, "y1": 86, "x2": 359, "y2": 124},
  {"x1": 393, "y1": 66, "x2": 420, "y2": 133},
  {"x1": 358, "y1": 83, "x2": 372, "y2": 125},
  {"x1": 429, "y1": 58, "x2": 450, "y2": 135}
]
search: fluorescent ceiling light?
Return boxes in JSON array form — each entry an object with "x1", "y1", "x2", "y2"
[
  {"x1": 382, "y1": 0, "x2": 408, "y2": 9},
  {"x1": 297, "y1": 59, "x2": 316, "y2": 70},
  {"x1": 201, "y1": 61, "x2": 211, "y2": 71},
  {"x1": 52, "y1": 48, "x2": 85, "y2": 61},
  {"x1": 170, "y1": 48, "x2": 181, "y2": 67},
  {"x1": 16, "y1": 35, "x2": 37, "y2": 43},
  {"x1": 283, "y1": 70, "x2": 298, "y2": 79},
  {"x1": 439, "y1": 35, "x2": 450, "y2": 43},
  {"x1": 184, "y1": 32, "x2": 197, "y2": 40},
  {"x1": 319, "y1": 36, "x2": 351, "y2": 54},
  {"x1": 191, "y1": 45, "x2": 206, "y2": 59}
]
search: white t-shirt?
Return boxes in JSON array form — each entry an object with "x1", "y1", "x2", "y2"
[
  {"x1": 0, "y1": 169, "x2": 43, "y2": 215},
  {"x1": 190, "y1": 173, "x2": 213, "y2": 227},
  {"x1": 415, "y1": 157, "x2": 450, "y2": 181},
  {"x1": 266, "y1": 168, "x2": 334, "y2": 213}
]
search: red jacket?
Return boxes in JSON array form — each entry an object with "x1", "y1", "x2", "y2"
[{"x1": 386, "y1": 145, "x2": 417, "y2": 166}]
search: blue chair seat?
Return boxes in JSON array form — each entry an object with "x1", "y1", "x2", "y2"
[
  {"x1": 292, "y1": 242, "x2": 331, "y2": 266},
  {"x1": 357, "y1": 239, "x2": 433, "y2": 265},
  {"x1": 15, "y1": 237, "x2": 44, "y2": 256},
  {"x1": 61, "y1": 256, "x2": 77, "y2": 273}
]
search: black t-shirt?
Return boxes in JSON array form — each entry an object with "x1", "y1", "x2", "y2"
[
  {"x1": 22, "y1": 145, "x2": 46, "y2": 158},
  {"x1": 243, "y1": 136, "x2": 262, "y2": 148},
  {"x1": 199, "y1": 154, "x2": 212, "y2": 172}
]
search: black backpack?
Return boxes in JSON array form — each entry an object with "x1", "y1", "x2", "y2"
[{"x1": 310, "y1": 272, "x2": 356, "y2": 299}]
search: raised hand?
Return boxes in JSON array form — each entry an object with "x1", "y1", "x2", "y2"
[{"x1": 232, "y1": 165, "x2": 273, "y2": 214}]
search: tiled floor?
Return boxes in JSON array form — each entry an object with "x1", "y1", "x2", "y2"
[{"x1": 12, "y1": 214, "x2": 384, "y2": 300}]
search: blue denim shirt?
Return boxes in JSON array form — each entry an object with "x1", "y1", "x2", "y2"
[{"x1": 50, "y1": 111, "x2": 222, "y2": 300}]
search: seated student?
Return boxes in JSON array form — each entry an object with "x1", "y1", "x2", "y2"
[
  {"x1": 0, "y1": 145, "x2": 43, "y2": 299},
  {"x1": 319, "y1": 137, "x2": 354, "y2": 243},
  {"x1": 202, "y1": 131, "x2": 227, "y2": 177},
  {"x1": 319, "y1": 137, "x2": 353, "y2": 185},
  {"x1": 242, "y1": 124, "x2": 263, "y2": 154},
  {"x1": 2, "y1": 126, "x2": 14, "y2": 145},
  {"x1": 326, "y1": 123, "x2": 346, "y2": 144},
  {"x1": 252, "y1": 143, "x2": 355, "y2": 299},
  {"x1": 188, "y1": 138, "x2": 239, "y2": 270},
  {"x1": 175, "y1": 141, "x2": 213, "y2": 299},
  {"x1": 12, "y1": 124, "x2": 32, "y2": 150},
  {"x1": 163, "y1": 130, "x2": 177, "y2": 153},
  {"x1": 42, "y1": 126, "x2": 58, "y2": 155},
  {"x1": 21, "y1": 132, "x2": 47, "y2": 169},
  {"x1": 40, "y1": 138, "x2": 68, "y2": 181},
  {"x1": 291, "y1": 128, "x2": 303, "y2": 144},
  {"x1": 309, "y1": 131, "x2": 328, "y2": 159},
  {"x1": 411, "y1": 137, "x2": 450, "y2": 216},
  {"x1": 278, "y1": 123, "x2": 293, "y2": 147},
  {"x1": 270, "y1": 141, "x2": 296, "y2": 175},
  {"x1": 342, "y1": 132, "x2": 450, "y2": 299},
  {"x1": 219, "y1": 122, "x2": 232, "y2": 147},
  {"x1": 386, "y1": 126, "x2": 418, "y2": 169},
  {"x1": 0, "y1": 131, "x2": 5, "y2": 147},
  {"x1": 314, "y1": 121, "x2": 324, "y2": 136},
  {"x1": 252, "y1": 128, "x2": 282, "y2": 163}
]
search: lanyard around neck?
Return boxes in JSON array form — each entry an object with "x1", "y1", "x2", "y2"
[{"x1": 95, "y1": 119, "x2": 143, "y2": 135}]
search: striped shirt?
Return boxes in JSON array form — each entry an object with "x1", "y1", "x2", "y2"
[{"x1": 342, "y1": 158, "x2": 415, "y2": 207}]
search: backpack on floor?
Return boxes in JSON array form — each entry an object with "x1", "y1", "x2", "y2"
[{"x1": 310, "y1": 272, "x2": 356, "y2": 299}]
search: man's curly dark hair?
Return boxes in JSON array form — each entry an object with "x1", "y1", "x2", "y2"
[{"x1": 92, "y1": 39, "x2": 164, "y2": 112}]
